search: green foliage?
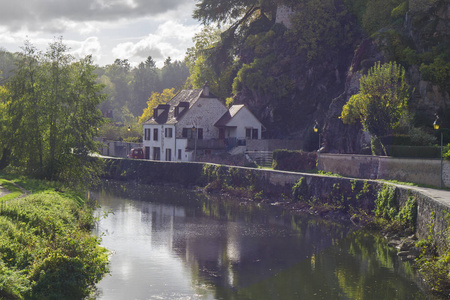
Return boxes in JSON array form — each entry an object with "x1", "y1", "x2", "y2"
[
  {"x1": 0, "y1": 39, "x2": 105, "y2": 188},
  {"x1": 272, "y1": 150, "x2": 317, "y2": 172},
  {"x1": 138, "y1": 88, "x2": 175, "y2": 124},
  {"x1": 391, "y1": 1, "x2": 408, "y2": 19},
  {"x1": 396, "y1": 195, "x2": 417, "y2": 229},
  {"x1": 420, "y1": 56, "x2": 450, "y2": 95},
  {"x1": 341, "y1": 61, "x2": 410, "y2": 155},
  {"x1": 389, "y1": 145, "x2": 441, "y2": 158},
  {"x1": 0, "y1": 188, "x2": 109, "y2": 299},
  {"x1": 416, "y1": 211, "x2": 450, "y2": 295},
  {"x1": 232, "y1": 28, "x2": 295, "y2": 100},
  {"x1": 292, "y1": 177, "x2": 308, "y2": 202},
  {"x1": 374, "y1": 184, "x2": 398, "y2": 220},
  {"x1": 185, "y1": 26, "x2": 236, "y2": 99},
  {"x1": 287, "y1": 0, "x2": 356, "y2": 63},
  {"x1": 202, "y1": 164, "x2": 259, "y2": 197},
  {"x1": 361, "y1": 0, "x2": 404, "y2": 35},
  {"x1": 373, "y1": 185, "x2": 418, "y2": 232}
]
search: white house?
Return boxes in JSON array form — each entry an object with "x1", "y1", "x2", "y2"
[{"x1": 142, "y1": 85, "x2": 264, "y2": 162}]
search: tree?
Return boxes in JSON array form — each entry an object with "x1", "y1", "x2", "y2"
[
  {"x1": 340, "y1": 61, "x2": 410, "y2": 155},
  {"x1": 138, "y1": 88, "x2": 176, "y2": 124},
  {"x1": 185, "y1": 26, "x2": 235, "y2": 98},
  {"x1": 129, "y1": 56, "x2": 160, "y2": 117},
  {"x1": 0, "y1": 39, "x2": 105, "y2": 187}
]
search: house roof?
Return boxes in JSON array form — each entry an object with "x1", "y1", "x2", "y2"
[
  {"x1": 144, "y1": 88, "x2": 216, "y2": 125},
  {"x1": 214, "y1": 104, "x2": 245, "y2": 127}
]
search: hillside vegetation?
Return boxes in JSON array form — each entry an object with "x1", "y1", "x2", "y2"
[{"x1": 0, "y1": 0, "x2": 448, "y2": 154}]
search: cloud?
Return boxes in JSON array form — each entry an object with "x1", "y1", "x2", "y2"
[
  {"x1": 70, "y1": 37, "x2": 102, "y2": 62},
  {"x1": 0, "y1": 0, "x2": 192, "y2": 33},
  {"x1": 111, "y1": 20, "x2": 200, "y2": 66}
]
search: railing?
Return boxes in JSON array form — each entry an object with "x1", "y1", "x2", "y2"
[
  {"x1": 245, "y1": 150, "x2": 273, "y2": 168},
  {"x1": 225, "y1": 137, "x2": 246, "y2": 151},
  {"x1": 186, "y1": 139, "x2": 226, "y2": 149}
]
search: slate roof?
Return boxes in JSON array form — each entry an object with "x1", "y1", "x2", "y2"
[
  {"x1": 144, "y1": 89, "x2": 215, "y2": 125},
  {"x1": 214, "y1": 104, "x2": 245, "y2": 127}
]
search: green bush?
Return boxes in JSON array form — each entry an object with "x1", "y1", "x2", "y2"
[
  {"x1": 389, "y1": 145, "x2": 441, "y2": 158},
  {"x1": 272, "y1": 150, "x2": 317, "y2": 172}
]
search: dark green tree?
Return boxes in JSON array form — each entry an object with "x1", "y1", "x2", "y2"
[{"x1": 129, "y1": 56, "x2": 160, "y2": 116}]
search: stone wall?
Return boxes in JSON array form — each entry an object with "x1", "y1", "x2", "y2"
[
  {"x1": 102, "y1": 158, "x2": 449, "y2": 246},
  {"x1": 319, "y1": 153, "x2": 450, "y2": 188},
  {"x1": 97, "y1": 141, "x2": 142, "y2": 158},
  {"x1": 246, "y1": 139, "x2": 302, "y2": 151}
]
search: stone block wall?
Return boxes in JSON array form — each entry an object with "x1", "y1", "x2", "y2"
[
  {"x1": 102, "y1": 157, "x2": 450, "y2": 248},
  {"x1": 319, "y1": 153, "x2": 450, "y2": 188}
]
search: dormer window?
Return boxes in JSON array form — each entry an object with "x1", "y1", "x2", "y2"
[{"x1": 153, "y1": 108, "x2": 158, "y2": 118}]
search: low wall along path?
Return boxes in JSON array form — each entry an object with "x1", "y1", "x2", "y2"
[{"x1": 103, "y1": 157, "x2": 450, "y2": 246}]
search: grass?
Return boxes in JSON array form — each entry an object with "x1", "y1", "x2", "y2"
[
  {"x1": 0, "y1": 178, "x2": 23, "y2": 201},
  {"x1": 0, "y1": 172, "x2": 109, "y2": 299}
]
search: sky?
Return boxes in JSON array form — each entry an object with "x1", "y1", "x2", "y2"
[{"x1": 0, "y1": 0, "x2": 202, "y2": 68}]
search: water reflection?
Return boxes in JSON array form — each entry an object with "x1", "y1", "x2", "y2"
[{"x1": 92, "y1": 181, "x2": 429, "y2": 300}]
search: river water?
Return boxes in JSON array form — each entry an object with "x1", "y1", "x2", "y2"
[{"x1": 91, "y1": 181, "x2": 430, "y2": 300}]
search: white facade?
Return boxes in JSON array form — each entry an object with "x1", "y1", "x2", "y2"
[
  {"x1": 225, "y1": 106, "x2": 263, "y2": 140},
  {"x1": 142, "y1": 87, "x2": 264, "y2": 162}
]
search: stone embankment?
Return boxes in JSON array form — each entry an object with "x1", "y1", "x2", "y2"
[{"x1": 103, "y1": 158, "x2": 450, "y2": 246}]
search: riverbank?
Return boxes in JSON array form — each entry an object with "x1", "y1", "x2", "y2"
[
  {"x1": 0, "y1": 174, "x2": 109, "y2": 299},
  {"x1": 102, "y1": 157, "x2": 450, "y2": 297}
]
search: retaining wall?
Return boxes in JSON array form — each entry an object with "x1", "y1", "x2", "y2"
[
  {"x1": 319, "y1": 153, "x2": 450, "y2": 188},
  {"x1": 103, "y1": 158, "x2": 450, "y2": 244}
]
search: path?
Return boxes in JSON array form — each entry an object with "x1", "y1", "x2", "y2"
[
  {"x1": 0, "y1": 184, "x2": 11, "y2": 198},
  {"x1": 403, "y1": 185, "x2": 450, "y2": 207}
]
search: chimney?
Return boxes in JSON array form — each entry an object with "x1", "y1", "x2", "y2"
[{"x1": 203, "y1": 82, "x2": 209, "y2": 97}]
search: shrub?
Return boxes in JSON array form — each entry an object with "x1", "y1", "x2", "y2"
[
  {"x1": 272, "y1": 150, "x2": 317, "y2": 172},
  {"x1": 389, "y1": 145, "x2": 441, "y2": 158}
]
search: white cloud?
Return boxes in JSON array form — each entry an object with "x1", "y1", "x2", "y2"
[
  {"x1": 0, "y1": 0, "x2": 202, "y2": 67},
  {"x1": 70, "y1": 37, "x2": 103, "y2": 62},
  {"x1": 111, "y1": 20, "x2": 200, "y2": 67},
  {"x1": 0, "y1": 0, "x2": 192, "y2": 33}
]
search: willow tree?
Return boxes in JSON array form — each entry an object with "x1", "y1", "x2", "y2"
[{"x1": 340, "y1": 61, "x2": 410, "y2": 155}]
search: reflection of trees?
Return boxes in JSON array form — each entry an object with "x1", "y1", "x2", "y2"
[
  {"x1": 93, "y1": 181, "x2": 425, "y2": 300},
  {"x1": 235, "y1": 232, "x2": 426, "y2": 300}
]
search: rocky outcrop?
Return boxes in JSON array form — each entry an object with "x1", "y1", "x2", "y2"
[
  {"x1": 323, "y1": 39, "x2": 383, "y2": 154},
  {"x1": 324, "y1": 0, "x2": 450, "y2": 154}
]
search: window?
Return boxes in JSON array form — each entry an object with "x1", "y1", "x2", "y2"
[
  {"x1": 182, "y1": 128, "x2": 198, "y2": 139},
  {"x1": 144, "y1": 128, "x2": 151, "y2": 141},
  {"x1": 178, "y1": 149, "x2": 182, "y2": 160},
  {"x1": 246, "y1": 128, "x2": 252, "y2": 138},
  {"x1": 153, "y1": 147, "x2": 160, "y2": 160},
  {"x1": 165, "y1": 128, "x2": 173, "y2": 138},
  {"x1": 252, "y1": 128, "x2": 258, "y2": 139},
  {"x1": 165, "y1": 149, "x2": 172, "y2": 161},
  {"x1": 246, "y1": 128, "x2": 258, "y2": 139},
  {"x1": 153, "y1": 128, "x2": 158, "y2": 141},
  {"x1": 145, "y1": 147, "x2": 150, "y2": 159}
]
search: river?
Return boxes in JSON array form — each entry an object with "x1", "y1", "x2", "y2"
[{"x1": 91, "y1": 181, "x2": 430, "y2": 299}]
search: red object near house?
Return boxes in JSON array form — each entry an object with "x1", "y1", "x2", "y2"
[{"x1": 128, "y1": 148, "x2": 144, "y2": 159}]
